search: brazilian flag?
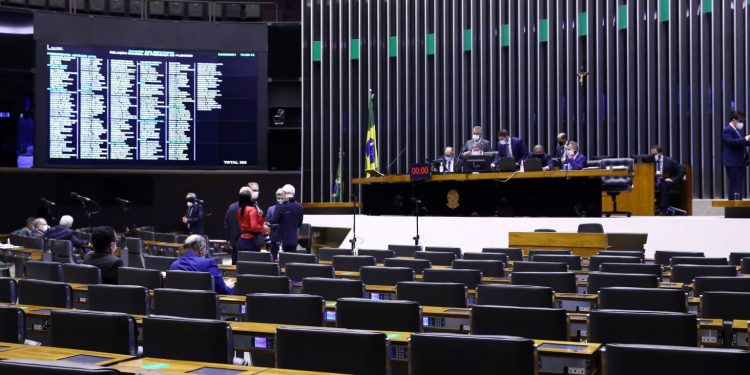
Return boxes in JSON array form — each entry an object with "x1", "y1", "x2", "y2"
[
  {"x1": 331, "y1": 150, "x2": 342, "y2": 202},
  {"x1": 364, "y1": 90, "x2": 379, "y2": 176}
]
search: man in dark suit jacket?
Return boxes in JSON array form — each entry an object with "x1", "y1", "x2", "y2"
[
  {"x1": 223, "y1": 199, "x2": 241, "y2": 264},
  {"x1": 45, "y1": 215, "x2": 89, "y2": 247},
  {"x1": 265, "y1": 188, "x2": 286, "y2": 259},
  {"x1": 529, "y1": 145, "x2": 554, "y2": 170},
  {"x1": 722, "y1": 111, "x2": 750, "y2": 199},
  {"x1": 650, "y1": 145, "x2": 686, "y2": 214},
  {"x1": 561, "y1": 141, "x2": 587, "y2": 170},
  {"x1": 84, "y1": 228, "x2": 123, "y2": 284},
  {"x1": 492, "y1": 129, "x2": 529, "y2": 167},
  {"x1": 170, "y1": 235, "x2": 234, "y2": 295},
  {"x1": 268, "y1": 185, "x2": 304, "y2": 252},
  {"x1": 438, "y1": 147, "x2": 460, "y2": 173},
  {"x1": 183, "y1": 193, "x2": 205, "y2": 235},
  {"x1": 460, "y1": 126, "x2": 492, "y2": 157}
]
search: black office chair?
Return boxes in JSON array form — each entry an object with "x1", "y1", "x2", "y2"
[
  {"x1": 671, "y1": 265, "x2": 737, "y2": 284},
  {"x1": 124, "y1": 237, "x2": 145, "y2": 268},
  {"x1": 452, "y1": 259, "x2": 505, "y2": 277},
  {"x1": 599, "y1": 263, "x2": 663, "y2": 279},
  {"x1": 396, "y1": 281, "x2": 467, "y2": 308},
  {"x1": 482, "y1": 247, "x2": 523, "y2": 261},
  {"x1": 512, "y1": 261, "x2": 567, "y2": 272},
  {"x1": 359, "y1": 266, "x2": 415, "y2": 286},
  {"x1": 164, "y1": 270, "x2": 213, "y2": 291},
  {"x1": 588, "y1": 309, "x2": 697, "y2": 346},
  {"x1": 598, "y1": 250, "x2": 646, "y2": 261},
  {"x1": 284, "y1": 263, "x2": 334, "y2": 282},
  {"x1": 424, "y1": 246, "x2": 462, "y2": 259},
  {"x1": 700, "y1": 292, "x2": 750, "y2": 321},
  {"x1": 301, "y1": 277, "x2": 364, "y2": 301},
  {"x1": 357, "y1": 249, "x2": 396, "y2": 263},
  {"x1": 742, "y1": 258, "x2": 750, "y2": 274},
  {"x1": 0, "y1": 360, "x2": 122, "y2": 374},
  {"x1": 336, "y1": 298, "x2": 422, "y2": 332},
  {"x1": 153, "y1": 232, "x2": 177, "y2": 244},
  {"x1": 48, "y1": 239, "x2": 81, "y2": 264},
  {"x1": 471, "y1": 305, "x2": 568, "y2": 341},
  {"x1": 527, "y1": 249, "x2": 572, "y2": 257},
  {"x1": 671, "y1": 257, "x2": 728, "y2": 266},
  {"x1": 654, "y1": 250, "x2": 705, "y2": 266},
  {"x1": 317, "y1": 248, "x2": 354, "y2": 261},
  {"x1": 62, "y1": 264, "x2": 102, "y2": 284},
  {"x1": 530, "y1": 254, "x2": 582, "y2": 270},
  {"x1": 236, "y1": 261, "x2": 280, "y2": 276},
  {"x1": 598, "y1": 287, "x2": 687, "y2": 313},
  {"x1": 475, "y1": 284, "x2": 554, "y2": 307},
  {"x1": 587, "y1": 272, "x2": 659, "y2": 294},
  {"x1": 0, "y1": 306, "x2": 25, "y2": 343},
  {"x1": 237, "y1": 251, "x2": 274, "y2": 263},
  {"x1": 511, "y1": 272, "x2": 577, "y2": 293},
  {"x1": 51, "y1": 310, "x2": 137, "y2": 355},
  {"x1": 143, "y1": 255, "x2": 176, "y2": 271},
  {"x1": 600, "y1": 157, "x2": 634, "y2": 217},
  {"x1": 387, "y1": 244, "x2": 422, "y2": 257},
  {"x1": 25, "y1": 261, "x2": 63, "y2": 282},
  {"x1": 603, "y1": 343, "x2": 750, "y2": 375},
  {"x1": 413, "y1": 251, "x2": 456, "y2": 266},
  {"x1": 234, "y1": 275, "x2": 291, "y2": 295},
  {"x1": 577, "y1": 223, "x2": 604, "y2": 233},
  {"x1": 17, "y1": 279, "x2": 73, "y2": 308},
  {"x1": 693, "y1": 276, "x2": 750, "y2": 296},
  {"x1": 383, "y1": 258, "x2": 432, "y2": 274},
  {"x1": 0, "y1": 277, "x2": 17, "y2": 303},
  {"x1": 729, "y1": 252, "x2": 750, "y2": 266},
  {"x1": 88, "y1": 284, "x2": 150, "y2": 315},
  {"x1": 118, "y1": 267, "x2": 163, "y2": 289},
  {"x1": 278, "y1": 252, "x2": 317, "y2": 269},
  {"x1": 409, "y1": 333, "x2": 535, "y2": 375},
  {"x1": 143, "y1": 315, "x2": 235, "y2": 364},
  {"x1": 331, "y1": 255, "x2": 377, "y2": 271},
  {"x1": 152, "y1": 288, "x2": 220, "y2": 319},
  {"x1": 463, "y1": 252, "x2": 509, "y2": 264},
  {"x1": 422, "y1": 268, "x2": 482, "y2": 289},
  {"x1": 534, "y1": 228, "x2": 557, "y2": 232},
  {"x1": 245, "y1": 293, "x2": 324, "y2": 325},
  {"x1": 588, "y1": 255, "x2": 642, "y2": 271},
  {"x1": 137, "y1": 229, "x2": 155, "y2": 241},
  {"x1": 275, "y1": 327, "x2": 388, "y2": 375}
]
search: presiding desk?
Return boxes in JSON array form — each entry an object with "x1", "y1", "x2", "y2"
[
  {"x1": 711, "y1": 200, "x2": 750, "y2": 218},
  {"x1": 600, "y1": 162, "x2": 692, "y2": 216}
]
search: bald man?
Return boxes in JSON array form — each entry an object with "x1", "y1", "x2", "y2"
[
  {"x1": 529, "y1": 145, "x2": 554, "y2": 171},
  {"x1": 170, "y1": 234, "x2": 234, "y2": 295}
]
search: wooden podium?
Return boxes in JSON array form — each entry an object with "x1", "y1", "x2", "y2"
[{"x1": 509, "y1": 232, "x2": 609, "y2": 257}]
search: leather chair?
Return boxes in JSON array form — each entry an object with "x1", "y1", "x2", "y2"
[
  {"x1": 597, "y1": 250, "x2": 645, "y2": 261},
  {"x1": 18, "y1": 279, "x2": 73, "y2": 308},
  {"x1": 317, "y1": 248, "x2": 354, "y2": 261},
  {"x1": 357, "y1": 249, "x2": 396, "y2": 263},
  {"x1": 588, "y1": 255, "x2": 642, "y2": 271},
  {"x1": 741, "y1": 258, "x2": 750, "y2": 274},
  {"x1": 237, "y1": 251, "x2": 274, "y2": 263},
  {"x1": 245, "y1": 293, "x2": 324, "y2": 325},
  {"x1": 236, "y1": 261, "x2": 280, "y2": 276},
  {"x1": 124, "y1": 237, "x2": 145, "y2": 268},
  {"x1": 88, "y1": 284, "x2": 150, "y2": 315},
  {"x1": 534, "y1": 228, "x2": 557, "y2": 232},
  {"x1": 164, "y1": 270, "x2": 213, "y2": 291},
  {"x1": 600, "y1": 263, "x2": 662, "y2": 279},
  {"x1": 671, "y1": 257, "x2": 728, "y2": 266},
  {"x1": 284, "y1": 263, "x2": 334, "y2": 282},
  {"x1": 728, "y1": 252, "x2": 750, "y2": 266},
  {"x1": 25, "y1": 261, "x2": 63, "y2": 282},
  {"x1": 587, "y1": 272, "x2": 659, "y2": 294},
  {"x1": 422, "y1": 268, "x2": 482, "y2": 289},
  {"x1": 359, "y1": 266, "x2": 415, "y2": 286},
  {"x1": 0, "y1": 360, "x2": 122, "y2": 374},
  {"x1": 143, "y1": 255, "x2": 176, "y2": 271},
  {"x1": 413, "y1": 251, "x2": 456, "y2": 266},
  {"x1": 511, "y1": 272, "x2": 577, "y2": 293},
  {"x1": 463, "y1": 252, "x2": 509, "y2": 264},
  {"x1": 671, "y1": 265, "x2": 737, "y2": 284},
  {"x1": 143, "y1": 315, "x2": 235, "y2": 364},
  {"x1": 603, "y1": 343, "x2": 750, "y2": 375},
  {"x1": 51, "y1": 310, "x2": 136, "y2": 355},
  {"x1": 452, "y1": 259, "x2": 505, "y2": 277},
  {"x1": 654, "y1": 250, "x2": 705, "y2": 266},
  {"x1": 598, "y1": 287, "x2": 687, "y2": 313},
  {"x1": 62, "y1": 264, "x2": 102, "y2": 284},
  {"x1": 153, "y1": 232, "x2": 177, "y2": 244},
  {"x1": 152, "y1": 288, "x2": 220, "y2": 319},
  {"x1": 482, "y1": 247, "x2": 523, "y2": 261},
  {"x1": 137, "y1": 230, "x2": 155, "y2": 241},
  {"x1": 396, "y1": 281, "x2": 467, "y2": 308},
  {"x1": 693, "y1": 276, "x2": 750, "y2": 296},
  {"x1": 383, "y1": 258, "x2": 432, "y2": 274},
  {"x1": 476, "y1": 284, "x2": 554, "y2": 308},
  {"x1": 234, "y1": 275, "x2": 291, "y2": 295},
  {"x1": 527, "y1": 249, "x2": 572, "y2": 257},
  {"x1": 409, "y1": 333, "x2": 535, "y2": 375},
  {"x1": 301, "y1": 277, "x2": 364, "y2": 301},
  {"x1": 530, "y1": 254, "x2": 582, "y2": 270},
  {"x1": 588, "y1": 309, "x2": 698, "y2": 346},
  {"x1": 387, "y1": 244, "x2": 422, "y2": 257},
  {"x1": 275, "y1": 327, "x2": 387, "y2": 375},
  {"x1": 0, "y1": 277, "x2": 17, "y2": 303},
  {"x1": 0, "y1": 306, "x2": 24, "y2": 343},
  {"x1": 22, "y1": 236, "x2": 45, "y2": 250},
  {"x1": 512, "y1": 261, "x2": 567, "y2": 272},
  {"x1": 700, "y1": 291, "x2": 750, "y2": 321},
  {"x1": 331, "y1": 255, "x2": 377, "y2": 271},
  {"x1": 118, "y1": 267, "x2": 163, "y2": 289},
  {"x1": 600, "y1": 157, "x2": 635, "y2": 217},
  {"x1": 278, "y1": 252, "x2": 317, "y2": 269},
  {"x1": 471, "y1": 305, "x2": 568, "y2": 340},
  {"x1": 577, "y1": 223, "x2": 604, "y2": 233},
  {"x1": 48, "y1": 239, "x2": 81, "y2": 264},
  {"x1": 336, "y1": 298, "x2": 421, "y2": 332},
  {"x1": 424, "y1": 246, "x2": 462, "y2": 259}
]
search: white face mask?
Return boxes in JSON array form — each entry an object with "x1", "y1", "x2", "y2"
[
  {"x1": 40, "y1": 225, "x2": 49, "y2": 232},
  {"x1": 737, "y1": 122, "x2": 744, "y2": 130},
  {"x1": 472, "y1": 135, "x2": 480, "y2": 141},
  {"x1": 277, "y1": 198, "x2": 285, "y2": 204},
  {"x1": 499, "y1": 138, "x2": 509, "y2": 145},
  {"x1": 186, "y1": 202, "x2": 194, "y2": 207},
  {"x1": 251, "y1": 191, "x2": 259, "y2": 200}
]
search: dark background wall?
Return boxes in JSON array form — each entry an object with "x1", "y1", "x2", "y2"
[{"x1": 302, "y1": 0, "x2": 749, "y2": 201}]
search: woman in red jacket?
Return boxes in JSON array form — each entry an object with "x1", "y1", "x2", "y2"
[{"x1": 237, "y1": 187, "x2": 265, "y2": 252}]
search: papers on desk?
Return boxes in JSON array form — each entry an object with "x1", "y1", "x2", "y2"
[{"x1": 0, "y1": 243, "x2": 22, "y2": 250}]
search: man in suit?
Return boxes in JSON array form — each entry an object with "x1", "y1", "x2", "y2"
[
  {"x1": 529, "y1": 145, "x2": 554, "y2": 171},
  {"x1": 265, "y1": 188, "x2": 286, "y2": 259},
  {"x1": 562, "y1": 141, "x2": 587, "y2": 170},
  {"x1": 650, "y1": 145, "x2": 686, "y2": 215},
  {"x1": 30, "y1": 218, "x2": 48, "y2": 238},
  {"x1": 223, "y1": 187, "x2": 243, "y2": 265},
  {"x1": 182, "y1": 192, "x2": 205, "y2": 235},
  {"x1": 460, "y1": 126, "x2": 491, "y2": 157},
  {"x1": 45, "y1": 215, "x2": 89, "y2": 247},
  {"x1": 555, "y1": 133, "x2": 569, "y2": 159},
  {"x1": 12, "y1": 217, "x2": 35, "y2": 237},
  {"x1": 439, "y1": 147, "x2": 459, "y2": 173},
  {"x1": 492, "y1": 129, "x2": 529, "y2": 168},
  {"x1": 268, "y1": 184, "x2": 304, "y2": 253},
  {"x1": 170, "y1": 234, "x2": 234, "y2": 295},
  {"x1": 722, "y1": 111, "x2": 750, "y2": 200},
  {"x1": 84, "y1": 227, "x2": 123, "y2": 284}
]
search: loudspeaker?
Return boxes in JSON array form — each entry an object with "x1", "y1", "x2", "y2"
[
  {"x1": 268, "y1": 24, "x2": 301, "y2": 80},
  {"x1": 268, "y1": 129, "x2": 301, "y2": 171}
]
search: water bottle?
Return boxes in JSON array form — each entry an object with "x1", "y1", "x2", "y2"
[{"x1": 520, "y1": 160, "x2": 525, "y2": 172}]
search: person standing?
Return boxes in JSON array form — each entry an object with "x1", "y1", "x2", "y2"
[
  {"x1": 265, "y1": 188, "x2": 286, "y2": 259},
  {"x1": 268, "y1": 184, "x2": 304, "y2": 253},
  {"x1": 236, "y1": 187, "x2": 265, "y2": 252},
  {"x1": 182, "y1": 193, "x2": 205, "y2": 235},
  {"x1": 722, "y1": 111, "x2": 750, "y2": 200},
  {"x1": 492, "y1": 129, "x2": 530, "y2": 168},
  {"x1": 460, "y1": 126, "x2": 492, "y2": 157}
]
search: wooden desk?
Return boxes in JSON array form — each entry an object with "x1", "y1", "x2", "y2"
[
  {"x1": 534, "y1": 339, "x2": 601, "y2": 375},
  {"x1": 732, "y1": 320, "x2": 749, "y2": 349},
  {"x1": 143, "y1": 240, "x2": 185, "y2": 256},
  {"x1": 509, "y1": 232, "x2": 608, "y2": 257},
  {"x1": 601, "y1": 163, "x2": 692, "y2": 216},
  {"x1": 0, "y1": 344, "x2": 133, "y2": 366},
  {"x1": 0, "y1": 342, "x2": 31, "y2": 352},
  {"x1": 112, "y1": 358, "x2": 269, "y2": 375},
  {"x1": 712, "y1": 200, "x2": 750, "y2": 218}
]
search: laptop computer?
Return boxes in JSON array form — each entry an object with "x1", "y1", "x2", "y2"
[
  {"x1": 523, "y1": 158, "x2": 543, "y2": 172},
  {"x1": 497, "y1": 157, "x2": 517, "y2": 172}
]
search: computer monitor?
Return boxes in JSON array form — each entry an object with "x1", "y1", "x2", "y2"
[
  {"x1": 497, "y1": 157, "x2": 517, "y2": 172},
  {"x1": 523, "y1": 158, "x2": 543, "y2": 172},
  {"x1": 463, "y1": 153, "x2": 494, "y2": 172}
]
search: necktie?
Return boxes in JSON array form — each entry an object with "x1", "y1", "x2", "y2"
[
  {"x1": 507, "y1": 142, "x2": 513, "y2": 158},
  {"x1": 447, "y1": 160, "x2": 452, "y2": 172}
]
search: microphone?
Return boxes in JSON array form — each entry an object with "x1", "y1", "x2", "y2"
[
  {"x1": 195, "y1": 199, "x2": 206, "y2": 204},
  {"x1": 40, "y1": 197, "x2": 56, "y2": 206},
  {"x1": 70, "y1": 192, "x2": 92, "y2": 202},
  {"x1": 115, "y1": 197, "x2": 131, "y2": 205},
  {"x1": 410, "y1": 197, "x2": 422, "y2": 205}
]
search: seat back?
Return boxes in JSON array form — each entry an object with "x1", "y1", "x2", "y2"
[
  {"x1": 0, "y1": 359, "x2": 121, "y2": 374},
  {"x1": 153, "y1": 232, "x2": 177, "y2": 243},
  {"x1": 164, "y1": 270, "x2": 213, "y2": 291},
  {"x1": 588, "y1": 255, "x2": 642, "y2": 271},
  {"x1": 118, "y1": 267, "x2": 163, "y2": 289},
  {"x1": 743, "y1": 258, "x2": 750, "y2": 274},
  {"x1": 587, "y1": 272, "x2": 659, "y2": 294},
  {"x1": 471, "y1": 305, "x2": 568, "y2": 340},
  {"x1": 0, "y1": 306, "x2": 24, "y2": 343},
  {"x1": 152, "y1": 288, "x2": 220, "y2": 319},
  {"x1": 476, "y1": 284, "x2": 554, "y2": 307},
  {"x1": 275, "y1": 327, "x2": 387, "y2": 375},
  {"x1": 588, "y1": 309, "x2": 697, "y2": 346},
  {"x1": 357, "y1": 249, "x2": 396, "y2": 263},
  {"x1": 671, "y1": 257, "x2": 728, "y2": 266},
  {"x1": 62, "y1": 264, "x2": 102, "y2": 284},
  {"x1": 424, "y1": 246, "x2": 462, "y2": 259},
  {"x1": 463, "y1": 252, "x2": 509, "y2": 264},
  {"x1": 245, "y1": 293, "x2": 324, "y2": 325},
  {"x1": 25, "y1": 261, "x2": 63, "y2": 282},
  {"x1": 383, "y1": 258, "x2": 432, "y2": 274},
  {"x1": 603, "y1": 343, "x2": 750, "y2": 375},
  {"x1": 234, "y1": 275, "x2": 291, "y2": 295},
  {"x1": 654, "y1": 250, "x2": 705, "y2": 266},
  {"x1": 700, "y1": 291, "x2": 750, "y2": 320},
  {"x1": 598, "y1": 250, "x2": 645, "y2": 261},
  {"x1": 577, "y1": 223, "x2": 604, "y2": 233},
  {"x1": 278, "y1": 252, "x2": 317, "y2": 268},
  {"x1": 124, "y1": 237, "x2": 145, "y2": 268},
  {"x1": 527, "y1": 249, "x2": 572, "y2": 257},
  {"x1": 0, "y1": 277, "x2": 17, "y2": 304},
  {"x1": 284, "y1": 263, "x2": 334, "y2": 282},
  {"x1": 236, "y1": 261, "x2": 280, "y2": 276},
  {"x1": 511, "y1": 272, "x2": 577, "y2": 293},
  {"x1": 138, "y1": 230, "x2": 155, "y2": 241},
  {"x1": 599, "y1": 263, "x2": 662, "y2": 279},
  {"x1": 51, "y1": 310, "x2": 136, "y2": 355},
  {"x1": 534, "y1": 228, "x2": 557, "y2": 232},
  {"x1": 482, "y1": 247, "x2": 523, "y2": 261},
  {"x1": 600, "y1": 158, "x2": 635, "y2": 191},
  {"x1": 530, "y1": 254, "x2": 582, "y2": 270},
  {"x1": 671, "y1": 265, "x2": 737, "y2": 284},
  {"x1": 23, "y1": 236, "x2": 45, "y2": 250},
  {"x1": 48, "y1": 239, "x2": 75, "y2": 264},
  {"x1": 409, "y1": 333, "x2": 535, "y2": 375},
  {"x1": 88, "y1": 284, "x2": 150, "y2": 315},
  {"x1": 359, "y1": 266, "x2": 415, "y2": 286},
  {"x1": 335, "y1": 298, "x2": 421, "y2": 332},
  {"x1": 422, "y1": 268, "x2": 483, "y2": 289},
  {"x1": 301, "y1": 277, "x2": 364, "y2": 301},
  {"x1": 396, "y1": 281, "x2": 467, "y2": 307},
  {"x1": 143, "y1": 315, "x2": 234, "y2": 364},
  {"x1": 598, "y1": 287, "x2": 687, "y2": 312},
  {"x1": 693, "y1": 276, "x2": 750, "y2": 296},
  {"x1": 143, "y1": 255, "x2": 177, "y2": 271},
  {"x1": 387, "y1": 244, "x2": 422, "y2": 257},
  {"x1": 17, "y1": 279, "x2": 73, "y2": 308},
  {"x1": 237, "y1": 251, "x2": 274, "y2": 263},
  {"x1": 414, "y1": 251, "x2": 457, "y2": 266},
  {"x1": 452, "y1": 259, "x2": 505, "y2": 277},
  {"x1": 512, "y1": 261, "x2": 567, "y2": 272},
  {"x1": 317, "y1": 248, "x2": 354, "y2": 261},
  {"x1": 729, "y1": 252, "x2": 750, "y2": 266},
  {"x1": 331, "y1": 255, "x2": 377, "y2": 271}
]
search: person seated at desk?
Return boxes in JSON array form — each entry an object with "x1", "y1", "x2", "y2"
[
  {"x1": 170, "y1": 234, "x2": 234, "y2": 295},
  {"x1": 84, "y1": 228, "x2": 123, "y2": 284},
  {"x1": 29, "y1": 218, "x2": 48, "y2": 238},
  {"x1": 561, "y1": 141, "x2": 587, "y2": 170},
  {"x1": 439, "y1": 146, "x2": 459, "y2": 173},
  {"x1": 11, "y1": 217, "x2": 35, "y2": 237},
  {"x1": 45, "y1": 215, "x2": 89, "y2": 247},
  {"x1": 650, "y1": 144, "x2": 686, "y2": 215},
  {"x1": 529, "y1": 145, "x2": 554, "y2": 171},
  {"x1": 460, "y1": 126, "x2": 491, "y2": 157},
  {"x1": 491, "y1": 129, "x2": 529, "y2": 168}
]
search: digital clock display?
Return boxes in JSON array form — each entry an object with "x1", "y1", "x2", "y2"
[{"x1": 410, "y1": 162, "x2": 432, "y2": 181}]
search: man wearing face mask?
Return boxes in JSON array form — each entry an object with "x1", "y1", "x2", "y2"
[
  {"x1": 529, "y1": 145, "x2": 554, "y2": 171},
  {"x1": 650, "y1": 145, "x2": 685, "y2": 215},
  {"x1": 555, "y1": 133, "x2": 569, "y2": 160},
  {"x1": 460, "y1": 126, "x2": 491, "y2": 157},
  {"x1": 268, "y1": 184, "x2": 304, "y2": 253},
  {"x1": 171, "y1": 234, "x2": 234, "y2": 295},
  {"x1": 439, "y1": 147, "x2": 459, "y2": 173},
  {"x1": 182, "y1": 193, "x2": 205, "y2": 235},
  {"x1": 224, "y1": 186, "x2": 247, "y2": 264},
  {"x1": 491, "y1": 129, "x2": 529, "y2": 168},
  {"x1": 561, "y1": 141, "x2": 587, "y2": 170},
  {"x1": 236, "y1": 187, "x2": 265, "y2": 252},
  {"x1": 722, "y1": 111, "x2": 750, "y2": 200},
  {"x1": 264, "y1": 188, "x2": 286, "y2": 259},
  {"x1": 30, "y1": 217, "x2": 49, "y2": 238}
]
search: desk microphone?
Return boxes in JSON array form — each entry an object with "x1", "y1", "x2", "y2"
[
  {"x1": 40, "y1": 197, "x2": 56, "y2": 206},
  {"x1": 70, "y1": 192, "x2": 93, "y2": 202}
]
